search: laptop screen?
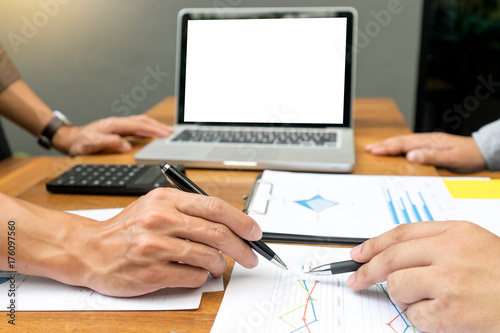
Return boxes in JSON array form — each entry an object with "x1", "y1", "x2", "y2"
[{"x1": 177, "y1": 9, "x2": 355, "y2": 128}]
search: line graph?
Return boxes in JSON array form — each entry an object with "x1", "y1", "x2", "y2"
[
  {"x1": 279, "y1": 280, "x2": 319, "y2": 333},
  {"x1": 376, "y1": 284, "x2": 417, "y2": 333},
  {"x1": 213, "y1": 246, "x2": 423, "y2": 333},
  {"x1": 262, "y1": 260, "x2": 422, "y2": 333}
]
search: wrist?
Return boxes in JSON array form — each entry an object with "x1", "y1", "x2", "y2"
[
  {"x1": 37, "y1": 110, "x2": 72, "y2": 151},
  {"x1": 51, "y1": 125, "x2": 78, "y2": 155},
  {"x1": 0, "y1": 194, "x2": 94, "y2": 287}
]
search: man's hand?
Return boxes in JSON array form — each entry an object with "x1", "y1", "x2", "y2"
[
  {"x1": 348, "y1": 221, "x2": 500, "y2": 333},
  {"x1": 52, "y1": 114, "x2": 173, "y2": 155},
  {"x1": 78, "y1": 188, "x2": 262, "y2": 297},
  {"x1": 365, "y1": 133, "x2": 487, "y2": 173}
]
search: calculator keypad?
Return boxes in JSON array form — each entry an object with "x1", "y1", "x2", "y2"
[{"x1": 46, "y1": 164, "x2": 171, "y2": 195}]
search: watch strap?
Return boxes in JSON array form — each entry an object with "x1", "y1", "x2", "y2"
[{"x1": 37, "y1": 116, "x2": 66, "y2": 149}]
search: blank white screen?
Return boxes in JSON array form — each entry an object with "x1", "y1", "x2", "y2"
[{"x1": 184, "y1": 17, "x2": 347, "y2": 124}]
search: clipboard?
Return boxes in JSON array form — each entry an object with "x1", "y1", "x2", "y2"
[{"x1": 243, "y1": 175, "x2": 367, "y2": 246}]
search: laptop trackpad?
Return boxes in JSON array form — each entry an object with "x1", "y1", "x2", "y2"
[{"x1": 207, "y1": 147, "x2": 278, "y2": 161}]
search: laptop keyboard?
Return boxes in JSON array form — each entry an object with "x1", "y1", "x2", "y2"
[{"x1": 171, "y1": 129, "x2": 337, "y2": 146}]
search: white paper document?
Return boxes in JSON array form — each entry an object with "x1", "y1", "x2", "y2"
[
  {"x1": 248, "y1": 171, "x2": 461, "y2": 239},
  {"x1": 2, "y1": 275, "x2": 203, "y2": 311},
  {"x1": 453, "y1": 198, "x2": 500, "y2": 233},
  {"x1": 211, "y1": 244, "x2": 421, "y2": 333},
  {"x1": 1, "y1": 208, "x2": 223, "y2": 311}
]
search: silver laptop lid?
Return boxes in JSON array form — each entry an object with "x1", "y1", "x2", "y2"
[{"x1": 175, "y1": 7, "x2": 357, "y2": 129}]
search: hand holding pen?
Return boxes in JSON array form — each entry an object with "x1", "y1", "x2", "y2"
[{"x1": 160, "y1": 162, "x2": 287, "y2": 270}]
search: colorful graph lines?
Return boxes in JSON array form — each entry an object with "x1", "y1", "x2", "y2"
[
  {"x1": 279, "y1": 280, "x2": 319, "y2": 333},
  {"x1": 376, "y1": 284, "x2": 417, "y2": 333}
]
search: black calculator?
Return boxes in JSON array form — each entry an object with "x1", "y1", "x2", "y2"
[{"x1": 46, "y1": 164, "x2": 185, "y2": 195}]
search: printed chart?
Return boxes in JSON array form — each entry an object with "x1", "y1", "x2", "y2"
[
  {"x1": 277, "y1": 279, "x2": 320, "y2": 332},
  {"x1": 264, "y1": 263, "x2": 418, "y2": 332},
  {"x1": 211, "y1": 245, "x2": 421, "y2": 333},
  {"x1": 381, "y1": 188, "x2": 434, "y2": 225},
  {"x1": 249, "y1": 171, "x2": 459, "y2": 238},
  {"x1": 294, "y1": 195, "x2": 339, "y2": 214}
]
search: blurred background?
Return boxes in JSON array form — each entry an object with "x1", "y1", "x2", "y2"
[
  {"x1": 0, "y1": 0, "x2": 498, "y2": 156},
  {"x1": 416, "y1": 0, "x2": 500, "y2": 135}
]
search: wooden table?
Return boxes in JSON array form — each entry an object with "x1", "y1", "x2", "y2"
[{"x1": 0, "y1": 97, "x2": 494, "y2": 332}]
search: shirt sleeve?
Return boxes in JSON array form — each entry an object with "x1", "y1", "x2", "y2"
[
  {"x1": 0, "y1": 43, "x2": 21, "y2": 93},
  {"x1": 472, "y1": 119, "x2": 500, "y2": 171}
]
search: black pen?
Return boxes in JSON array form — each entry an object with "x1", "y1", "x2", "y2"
[
  {"x1": 159, "y1": 162, "x2": 288, "y2": 270},
  {"x1": 305, "y1": 260, "x2": 363, "y2": 275}
]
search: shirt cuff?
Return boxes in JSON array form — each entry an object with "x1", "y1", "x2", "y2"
[{"x1": 472, "y1": 119, "x2": 500, "y2": 171}]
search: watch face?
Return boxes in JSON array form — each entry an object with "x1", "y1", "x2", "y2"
[{"x1": 53, "y1": 110, "x2": 72, "y2": 126}]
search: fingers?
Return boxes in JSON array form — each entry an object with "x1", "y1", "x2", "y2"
[
  {"x1": 63, "y1": 115, "x2": 174, "y2": 155},
  {"x1": 405, "y1": 299, "x2": 444, "y2": 333},
  {"x1": 99, "y1": 115, "x2": 173, "y2": 138},
  {"x1": 348, "y1": 222, "x2": 452, "y2": 290},
  {"x1": 365, "y1": 133, "x2": 486, "y2": 173},
  {"x1": 344, "y1": 221, "x2": 500, "y2": 333},
  {"x1": 154, "y1": 263, "x2": 209, "y2": 289},
  {"x1": 405, "y1": 147, "x2": 455, "y2": 168},
  {"x1": 157, "y1": 237, "x2": 228, "y2": 278},
  {"x1": 105, "y1": 262, "x2": 210, "y2": 296},
  {"x1": 407, "y1": 137, "x2": 486, "y2": 173},
  {"x1": 366, "y1": 132, "x2": 451, "y2": 156},
  {"x1": 69, "y1": 133, "x2": 131, "y2": 155},
  {"x1": 348, "y1": 236, "x2": 438, "y2": 290},
  {"x1": 162, "y1": 189, "x2": 263, "y2": 241},
  {"x1": 175, "y1": 216, "x2": 259, "y2": 269},
  {"x1": 351, "y1": 222, "x2": 449, "y2": 263},
  {"x1": 146, "y1": 189, "x2": 261, "y2": 268},
  {"x1": 385, "y1": 267, "x2": 436, "y2": 309},
  {"x1": 366, "y1": 134, "x2": 436, "y2": 155},
  {"x1": 70, "y1": 114, "x2": 174, "y2": 154}
]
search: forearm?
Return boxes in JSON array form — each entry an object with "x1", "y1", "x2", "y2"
[
  {"x1": 0, "y1": 193, "x2": 94, "y2": 287},
  {"x1": 0, "y1": 79, "x2": 53, "y2": 136}
]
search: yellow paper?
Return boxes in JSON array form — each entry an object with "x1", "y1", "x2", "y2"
[{"x1": 443, "y1": 179, "x2": 500, "y2": 199}]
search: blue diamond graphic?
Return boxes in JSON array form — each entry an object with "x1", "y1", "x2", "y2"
[{"x1": 294, "y1": 195, "x2": 338, "y2": 213}]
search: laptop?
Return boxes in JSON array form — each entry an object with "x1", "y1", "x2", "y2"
[{"x1": 135, "y1": 7, "x2": 357, "y2": 172}]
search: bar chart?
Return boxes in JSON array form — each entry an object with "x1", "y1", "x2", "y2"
[{"x1": 382, "y1": 188, "x2": 434, "y2": 225}]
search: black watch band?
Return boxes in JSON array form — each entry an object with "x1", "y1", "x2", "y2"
[{"x1": 37, "y1": 116, "x2": 66, "y2": 149}]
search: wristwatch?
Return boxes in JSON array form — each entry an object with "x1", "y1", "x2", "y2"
[{"x1": 37, "y1": 110, "x2": 72, "y2": 149}]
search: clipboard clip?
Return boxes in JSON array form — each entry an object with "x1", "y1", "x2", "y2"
[{"x1": 243, "y1": 177, "x2": 273, "y2": 215}]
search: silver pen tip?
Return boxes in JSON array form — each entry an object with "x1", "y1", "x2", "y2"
[
  {"x1": 278, "y1": 258, "x2": 288, "y2": 270},
  {"x1": 272, "y1": 255, "x2": 288, "y2": 270}
]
